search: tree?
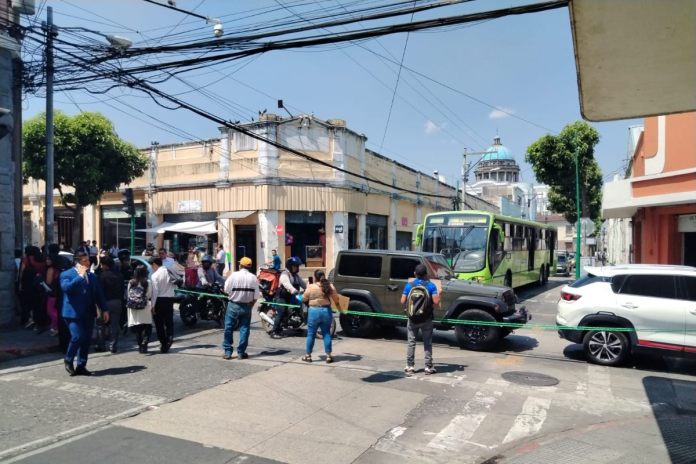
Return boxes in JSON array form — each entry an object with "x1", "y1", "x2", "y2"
[
  {"x1": 525, "y1": 121, "x2": 603, "y2": 225},
  {"x1": 23, "y1": 111, "x2": 147, "y2": 247}
]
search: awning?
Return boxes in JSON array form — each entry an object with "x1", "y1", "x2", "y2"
[
  {"x1": 136, "y1": 221, "x2": 217, "y2": 236},
  {"x1": 136, "y1": 222, "x2": 176, "y2": 234},
  {"x1": 217, "y1": 210, "x2": 255, "y2": 220}
]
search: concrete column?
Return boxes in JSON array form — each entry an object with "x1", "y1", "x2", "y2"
[
  {"x1": 29, "y1": 185, "x2": 42, "y2": 245},
  {"x1": 357, "y1": 213, "x2": 367, "y2": 249},
  {"x1": 83, "y1": 204, "x2": 96, "y2": 243},
  {"x1": 218, "y1": 128, "x2": 230, "y2": 184},
  {"x1": 258, "y1": 123, "x2": 279, "y2": 179},
  {"x1": 331, "y1": 128, "x2": 346, "y2": 183},
  {"x1": 258, "y1": 210, "x2": 279, "y2": 266},
  {"x1": 388, "y1": 197, "x2": 397, "y2": 250},
  {"x1": 331, "y1": 211, "x2": 349, "y2": 268}
]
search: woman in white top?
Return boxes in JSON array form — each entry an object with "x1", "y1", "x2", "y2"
[{"x1": 127, "y1": 265, "x2": 153, "y2": 353}]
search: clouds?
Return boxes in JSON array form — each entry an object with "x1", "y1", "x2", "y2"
[
  {"x1": 424, "y1": 120, "x2": 441, "y2": 135},
  {"x1": 488, "y1": 106, "x2": 515, "y2": 119}
]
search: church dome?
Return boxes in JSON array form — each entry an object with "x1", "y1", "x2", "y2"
[{"x1": 481, "y1": 136, "x2": 514, "y2": 161}]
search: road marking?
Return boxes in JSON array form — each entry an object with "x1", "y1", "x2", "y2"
[
  {"x1": 1, "y1": 374, "x2": 167, "y2": 406},
  {"x1": 427, "y1": 387, "x2": 503, "y2": 451},
  {"x1": 576, "y1": 381, "x2": 587, "y2": 396},
  {"x1": 502, "y1": 396, "x2": 551, "y2": 444}
]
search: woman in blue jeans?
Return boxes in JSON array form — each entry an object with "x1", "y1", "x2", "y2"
[{"x1": 301, "y1": 270, "x2": 340, "y2": 363}]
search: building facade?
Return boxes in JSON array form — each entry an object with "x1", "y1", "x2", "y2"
[
  {"x1": 24, "y1": 114, "x2": 496, "y2": 271},
  {"x1": 603, "y1": 113, "x2": 696, "y2": 266}
]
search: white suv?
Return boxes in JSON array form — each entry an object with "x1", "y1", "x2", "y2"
[{"x1": 556, "y1": 264, "x2": 696, "y2": 366}]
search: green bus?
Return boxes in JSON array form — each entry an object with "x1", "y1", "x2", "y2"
[{"x1": 415, "y1": 210, "x2": 557, "y2": 289}]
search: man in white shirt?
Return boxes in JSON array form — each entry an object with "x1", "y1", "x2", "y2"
[
  {"x1": 150, "y1": 257, "x2": 177, "y2": 353},
  {"x1": 222, "y1": 257, "x2": 260, "y2": 360},
  {"x1": 215, "y1": 245, "x2": 226, "y2": 276}
]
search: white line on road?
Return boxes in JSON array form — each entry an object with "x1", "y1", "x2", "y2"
[
  {"x1": 427, "y1": 388, "x2": 503, "y2": 451},
  {"x1": 502, "y1": 396, "x2": 551, "y2": 444},
  {"x1": 1, "y1": 374, "x2": 167, "y2": 406}
]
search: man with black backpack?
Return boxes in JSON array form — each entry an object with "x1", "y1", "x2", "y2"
[{"x1": 401, "y1": 264, "x2": 440, "y2": 376}]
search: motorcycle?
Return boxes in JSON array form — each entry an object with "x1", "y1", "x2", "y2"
[
  {"x1": 257, "y1": 267, "x2": 336, "y2": 337},
  {"x1": 179, "y1": 283, "x2": 228, "y2": 328}
]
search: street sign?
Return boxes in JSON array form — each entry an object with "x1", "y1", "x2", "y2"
[
  {"x1": 335, "y1": 225, "x2": 344, "y2": 234},
  {"x1": 275, "y1": 225, "x2": 283, "y2": 235}
]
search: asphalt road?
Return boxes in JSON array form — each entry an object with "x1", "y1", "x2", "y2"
[{"x1": 1, "y1": 277, "x2": 695, "y2": 464}]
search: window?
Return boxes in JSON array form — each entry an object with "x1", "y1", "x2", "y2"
[
  {"x1": 618, "y1": 274, "x2": 677, "y2": 299},
  {"x1": 679, "y1": 276, "x2": 696, "y2": 301},
  {"x1": 390, "y1": 257, "x2": 421, "y2": 280},
  {"x1": 366, "y1": 214, "x2": 387, "y2": 249},
  {"x1": 235, "y1": 132, "x2": 257, "y2": 151},
  {"x1": 338, "y1": 255, "x2": 382, "y2": 278}
]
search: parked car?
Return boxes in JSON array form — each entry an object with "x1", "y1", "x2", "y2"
[
  {"x1": 556, "y1": 264, "x2": 696, "y2": 366},
  {"x1": 556, "y1": 254, "x2": 572, "y2": 276},
  {"x1": 331, "y1": 250, "x2": 529, "y2": 351}
]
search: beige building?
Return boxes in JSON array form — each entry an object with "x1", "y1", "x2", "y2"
[{"x1": 25, "y1": 114, "x2": 496, "y2": 271}]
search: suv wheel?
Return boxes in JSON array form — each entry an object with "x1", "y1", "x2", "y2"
[
  {"x1": 455, "y1": 309, "x2": 501, "y2": 351},
  {"x1": 582, "y1": 330, "x2": 629, "y2": 366},
  {"x1": 504, "y1": 273, "x2": 512, "y2": 288},
  {"x1": 339, "y1": 300, "x2": 377, "y2": 338}
]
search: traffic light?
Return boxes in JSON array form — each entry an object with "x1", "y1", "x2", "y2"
[{"x1": 121, "y1": 188, "x2": 135, "y2": 216}]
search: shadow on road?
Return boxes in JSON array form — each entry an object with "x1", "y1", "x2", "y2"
[
  {"x1": 331, "y1": 353, "x2": 362, "y2": 363},
  {"x1": 643, "y1": 376, "x2": 696, "y2": 464},
  {"x1": 256, "y1": 349, "x2": 291, "y2": 357},
  {"x1": 494, "y1": 334, "x2": 539, "y2": 353},
  {"x1": 95, "y1": 365, "x2": 146, "y2": 376},
  {"x1": 516, "y1": 278, "x2": 568, "y2": 301},
  {"x1": 563, "y1": 343, "x2": 696, "y2": 375}
]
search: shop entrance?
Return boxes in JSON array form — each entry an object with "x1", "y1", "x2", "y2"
[
  {"x1": 235, "y1": 225, "x2": 257, "y2": 271},
  {"x1": 285, "y1": 211, "x2": 326, "y2": 266}
]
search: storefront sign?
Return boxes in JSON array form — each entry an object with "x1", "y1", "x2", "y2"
[
  {"x1": 275, "y1": 225, "x2": 283, "y2": 235},
  {"x1": 678, "y1": 214, "x2": 696, "y2": 233},
  {"x1": 401, "y1": 217, "x2": 408, "y2": 226},
  {"x1": 334, "y1": 225, "x2": 344, "y2": 234},
  {"x1": 178, "y1": 200, "x2": 202, "y2": 213}
]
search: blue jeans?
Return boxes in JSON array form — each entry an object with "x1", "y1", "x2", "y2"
[
  {"x1": 306, "y1": 307, "x2": 333, "y2": 355},
  {"x1": 64, "y1": 316, "x2": 95, "y2": 368},
  {"x1": 222, "y1": 302, "x2": 251, "y2": 356}
]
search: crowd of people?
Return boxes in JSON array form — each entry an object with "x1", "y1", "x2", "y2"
[{"x1": 14, "y1": 242, "x2": 439, "y2": 378}]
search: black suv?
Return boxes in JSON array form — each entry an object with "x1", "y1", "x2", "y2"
[{"x1": 331, "y1": 250, "x2": 529, "y2": 350}]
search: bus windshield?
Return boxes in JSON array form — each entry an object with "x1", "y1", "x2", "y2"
[{"x1": 422, "y1": 224, "x2": 489, "y2": 272}]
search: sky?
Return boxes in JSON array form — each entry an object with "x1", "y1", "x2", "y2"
[{"x1": 20, "y1": 0, "x2": 641, "y2": 192}]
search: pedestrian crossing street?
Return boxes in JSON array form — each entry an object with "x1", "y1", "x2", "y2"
[{"x1": 351, "y1": 362, "x2": 657, "y2": 464}]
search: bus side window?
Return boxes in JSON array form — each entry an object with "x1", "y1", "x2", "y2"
[
  {"x1": 489, "y1": 227, "x2": 505, "y2": 272},
  {"x1": 503, "y1": 223, "x2": 513, "y2": 252}
]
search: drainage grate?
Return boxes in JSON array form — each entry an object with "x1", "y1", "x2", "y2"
[{"x1": 501, "y1": 371, "x2": 560, "y2": 387}]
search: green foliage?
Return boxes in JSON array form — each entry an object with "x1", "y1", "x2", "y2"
[
  {"x1": 525, "y1": 121, "x2": 603, "y2": 224},
  {"x1": 23, "y1": 111, "x2": 147, "y2": 209}
]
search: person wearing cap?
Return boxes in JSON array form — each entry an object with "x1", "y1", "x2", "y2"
[
  {"x1": 221, "y1": 257, "x2": 260, "y2": 360},
  {"x1": 197, "y1": 254, "x2": 224, "y2": 288}
]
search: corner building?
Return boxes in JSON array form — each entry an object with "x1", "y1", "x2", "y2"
[{"x1": 94, "y1": 114, "x2": 494, "y2": 272}]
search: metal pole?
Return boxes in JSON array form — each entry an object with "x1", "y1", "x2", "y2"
[
  {"x1": 462, "y1": 149, "x2": 467, "y2": 210},
  {"x1": 44, "y1": 7, "x2": 54, "y2": 245},
  {"x1": 11, "y1": 8, "x2": 23, "y2": 249},
  {"x1": 575, "y1": 146, "x2": 581, "y2": 279},
  {"x1": 130, "y1": 215, "x2": 135, "y2": 255}
]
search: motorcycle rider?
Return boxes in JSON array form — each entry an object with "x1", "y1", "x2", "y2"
[
  {"x1": 271, "y1": 257, "x2": 306, "y2": 339},
  {"x1": 197, "y1": 255, "x2": 225, "y2": 289}
]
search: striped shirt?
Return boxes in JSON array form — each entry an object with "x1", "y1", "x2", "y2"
[{"x1": 224, "y1": 268, "x2": 260, "y2": 304}]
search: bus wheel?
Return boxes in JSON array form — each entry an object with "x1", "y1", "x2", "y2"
[
  {"x1": 543, "y1": 265, "x2": 549, "y2": 284},
  {"x1": 538, "y1": 266, "x2": 546, "y2": 286},
  {"x1": 455, "y1": 309, "x2": 501, "y2": 351},
  {"x1": 504, "y1": 272, "x2": 512, "y2": 288}
]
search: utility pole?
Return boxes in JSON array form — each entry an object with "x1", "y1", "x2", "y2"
[
  {"x1": 575, "y1": 144, "x2": 582, "y2": 280},
  {"x1": 43, "y1": 7, "x2": 55, "y2": 245},
  {"x1": 10, "y1": 6, "x2": 23, "y2": 250}
]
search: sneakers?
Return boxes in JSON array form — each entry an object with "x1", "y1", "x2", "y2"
[
  {"x1": 404, "y1": 366, "x2": 415, "y2": 375},
  {"x1": 239, "y1": 353, "x2": 248, "y2": 360},
  {"x1": 270, "y1": 333, "x2": 283, "y2": 339},
  {"x1": 424, "y1": 367, "x2": 437, "y2": 375},
  {"x1": 222, "y1": 352, "x2": 232, "y2": 360}
]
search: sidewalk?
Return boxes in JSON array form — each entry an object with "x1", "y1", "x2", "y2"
[{"x1": 0, "y1": 325, "x2": 61, "y2": 363}]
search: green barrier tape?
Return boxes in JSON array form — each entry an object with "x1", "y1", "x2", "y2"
[
  {"x1": 342, "y1": 309, "x2": 696, "y2": 333},
  {"x1": 177, "y1": 290, "x2": 692, "y2": 333},
  {"x1": 175, "y1": 288, "x2": 228, "y2": 300}
]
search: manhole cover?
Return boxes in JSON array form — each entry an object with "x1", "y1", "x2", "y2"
[{"x1": 501, "y1": 371, "x2": 559, "y2": 387}]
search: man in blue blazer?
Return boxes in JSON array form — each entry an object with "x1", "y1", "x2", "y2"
[{"x1": 61, "y1": 251, "x2": 109, "y2": 376}]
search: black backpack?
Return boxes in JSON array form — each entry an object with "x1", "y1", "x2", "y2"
[{"x1": 406, "y1": 284, "x2": 433, "y2": 324}]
